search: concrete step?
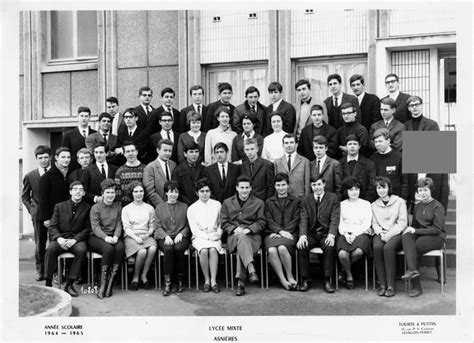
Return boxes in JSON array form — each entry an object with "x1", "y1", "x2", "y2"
[
  {"x1": 445, "y1": 208, "x2": 456, "y2": 222},
  {"x1": 445, "y1": 221, "x2": 456, "y2": 235},
  {"x1": 446, "y1": 234, "x2": 456, "y2": 249}
]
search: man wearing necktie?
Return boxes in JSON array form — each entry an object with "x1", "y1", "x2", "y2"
[
  {"x1": 148, "y1": 112, "x2": 181, "y2": 164},
  {"x1": 309, "y1": 135, "x2": 342, "y2": 197},
  {"x1": 134, "y1": 86, "x2": 154, "y2": 130},
  {"x1": 368, "y1": 97, "x2": 406, "y2": 153},
  {"x1": 323, "y1": 74, "x2": 361, "y2": 130},
  {"x1": 349, "y1": 74, "x2": 381, "y2": 132},
  {"x1": 180, "y1": 85, "x2": 208, "y2": 133},
  {"x1": 117, "y1": 108, "x2": 148, "y2": 164},
  {"x1": 85, "y1": 112, "x2": 120, "y2": 166},
  {"x1": 233, "y1": 86, "x2": 266, "y2": 136},
  {"x1": 106, "y1": 96, "x2": 124, "y2": 136}
]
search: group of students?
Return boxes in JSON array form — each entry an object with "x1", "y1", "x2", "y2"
[{"x1": 22, "y1": 72, "x2": 449, "y2": 299}]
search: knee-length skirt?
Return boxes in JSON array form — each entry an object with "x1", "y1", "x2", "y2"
[
  {"x1": 336, "y1": 233, "x2": 372, "y2": 257},
  {"x1": 192, "y1": 237, "x2": 225, "y2": 254},
  {"x1": 264, "y1": 235, "x2": 297, "y2": 256},
  {"x1": 124, "y1": 236, "x2": 157, "y2": 258}
]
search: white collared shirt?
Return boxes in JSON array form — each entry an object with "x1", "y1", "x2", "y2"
[
  {"x1": 96, "y1": 161, "x2": 109, "y2": 177},
  {"x1": 141, "y1": 104, "x2": 153, "y2": 115},
  {"x1": 157, "y1": 157, "x2": 171, "y2": 177},
  {"x1": 333, "y1": 93, "x2": 343, "y2": 106},
  {"x1": 357, "y1": 92, "x2": 366, "y2": 105},
  {"x1": 315, "y1": 155, "x2": 327, "y2": 173},
  {"x1": 38, "y1": 166, "x2": 50, "y2": 177},
  {"x1": 218, "y1": 162, "x2": 228, "y2": 179},
  {"x1": 347, "y1": 154, "x2": 359, "y2": 162},
  {"x1": 160, "y1": 129, "x2": 174, "y2": 143},
  {"x1": 193, "y1": 103, "x2": 203, "y2": 115},
  {"x1": 241, "y1": 131, "x2": 255, "y2": 139},
  {"x1": 384, "y1": 118, "x2": 393, "y2": 127},
  {"x1": 314, "y1": 191, "x2": 325, "y2": 202},
  {"x1": 111, "y1": 113, "x2": 121, "y2": 136},
  {"x1": 127, "y1": 125, "x2": 138, "y2": 137},
  {"x1": 286, "y1": 152, "x2": 295, "y2": 169},
  {"x1": 272, "y1": 98, "x2": 283, "y2": 112},
  {"x1": 78, "y1": 126, "x2": 89, "y2": 137},
  {"x1": 162, "y1": 105, "x2": 173, "y2": 114}
]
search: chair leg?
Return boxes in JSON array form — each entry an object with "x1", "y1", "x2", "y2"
[
  {"x1": 440, "y1": 251, "x2": 445, "y2": 293},
  {"x1": 123, "y1": 260, "x2": 127, "y2": 291},
  {"x1": 195, "y1": 252, "x2": 199, "y2": 291},
  {"x1": 404, "y1": 257, "x2": 408, "y2": 292},
  {"x1": 188, "y1": 251, "x2": 191, "y2": 289},
  {"x1": 265, "y1": 251, "x2": 269, "y2": 290},
  {"x1": 57, "y1": 256, "x2": 62, "y2": 289},
  {"x1": 260, "y1": 251, "x2": 264, "y2": 289},
  {"x1": 295, "y1": 253, "x2": 299, "y2": 285},
  {"x1": 230, "y1": 254, "x2": 234, "y2": 290},
  {"x1": 365, "y1": 255, "x2": 368, "y2": 291},
  {"x1": 154, "y1": 256, "x2": 158, "y2": 290},
  {"x1": 372, "y1": 262, "x2": 376, "y2": 290},
  {"x1": 335, "y1": 262, "x2": 338, "y2": 290},
  {"x1": 224, "y1": 252, "x2": 228, "y2": 289},
  {"x1": 158, "y1": 254, "x2": 162, "y2": 290}
]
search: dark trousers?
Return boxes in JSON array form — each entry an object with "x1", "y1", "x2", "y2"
[
  {"x1": 33, "y1": 219, "x2": 48, "y2": 274},
  {"x1": 372, "y1": 234, "x2": 402, "y2": 288},
  {"x1": 88, "y1": 235, "x2": 125, "y2": 267},
  {"x1": 402, "y1": 233, "x2": 444, "y2": 271},
  {"x1": 158, "y1": 237, "x2": 190, "y2": 276},
  {"x1": 298, "y1": 233, "x2": 336, "y2": 278},
  {"x1": 44, "y1": 241, "x2": 88, "y2": 280}
]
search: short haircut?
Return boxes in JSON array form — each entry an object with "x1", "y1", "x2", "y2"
[
  {"x1": 349, "y1": 74, "x2": 364, "y2": 85},
  {"x1": 128, "y1": 180, "x2": 145, "y2": 198},
  {"x1": 123, "y1": 108, "x2": 138, "y2": 117},
  {"x1": 344, "y1": 134, "x2": 360, "y2": 145},
  {"x1": 269, "y1": 111, "x2": 283, "y2": 121},
  {"x1": 241, "y1": 114, "x2": 257, "y2": 125},
  {"x1": 217, "y1": 82, "x2": 232, "y2": 93},
  {"x1": 373, "y1": 128, "x2": 390, "y2": 140},
  {"x1": 245, "y1": 86, "x2": 260, "y2": 97},
  {"x1": 121, "y1": 140, "x2": 137, "y2": 151},
  {"x1": 189, "y1": 85, "x2": 204, "y2": 96},
  {"x1": 274, "y1": 172, "x2": 289, "y2": 184},
  {"x1": 236, "y1": 175, "x2": 251, "y2": 187},
  {"x1": 100, "y1": 178, "x2": 116, "y2": 192},
  {"x1": 380, "y1": 97, "x2": 396, "y2": 109},
  {"x1": 385, "y1": 73, "x2": 399, "y2": 82},
  {"x1": 98, "y1": 112, "x2": 112, "y2": 122},
  {"x1": 310, "y1": 104, "x2": 324, "y2": 113},
  {"x1": 93, "y1": 142, "x2": 110, "y2": 153},
  {"x1": 195, "y1": 178, "x2": 210, "y2": 192},
  {"x1": 310, "y1": 175, "x2": 326, "y2": 184},
  {"x1": 34, "y1": 145, "x2": 51, "y2": 157},
  {"x1": 77, "y1": 106, "x2": 91, "y2": 115},
  {"x1": 69, "y1": 180, "x2": 83, "y2": 190},
  {"x1": 340, "y1": 103, "x2": 355, "y2": 112},
  {"x1": 243, "y1": 137, "x2": 258, "y2": 147},
  {"x1": 186, "y1": 110, "x2": 202, "y2": 124},
  {"x1": 55, "y1": 146, "x2": 70, "y2": 156},
  {"x1": 213, "y1": 142, "x2": 229, "y2": 153},
  {"x1": 268, "y1": 81, "x2": 283, "y2": 93},
  {"x1": 164, "y1": 180, "x2": 179, "y2": 193},
  {"x1": 341, "y1": 176, "x2": 361, "y2": 194},
  {"x1": 327, "y1": 74, "x2": 342, "y2": 84},
  {"x1": 416, "y1": 177, "x2": 435, "y2": 193},
  {"x1": 139, "y1": 86, "x2": 152, "y2": 95},
  {"x1": 161, "y1": 87, "x2": 175, "y2": 97},
  {"x1": 156, "y1": 139, "x2": 173, "y2": 150},
  {"x1": 295, "y1": 79, "x2": 311, "y2": 90},
  {"x1": 159, "y1": 112, "x2": 173, "y2": 121},
  {"x1": 215, "y1": 106, "x2": 231, "y2": 119},
  {"x1": 312, "y1": 135, "x2": 328, "y2": 147},
  {"x1": 374, "y1": 176, "x2": 393, "y2": 196},
  {"x1": 106, "y1": 96, "x2": 118, "y2": 105},
  {"x1": 282, "y1": 133, "x2": 297, "y2": 144},
  {"x1": 183, "y1": 141, "x2": 200, "y2": 153},
  {"x1": 77, "y1": 147, "x2": 92, "y2": 158},
  {"x1": 406, "y1": 95, "x2": 423, "y2": 105}
]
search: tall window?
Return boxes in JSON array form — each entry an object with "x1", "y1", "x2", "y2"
[{"x1": 49, "y1": 11, "x2": 98, "y2": 63}]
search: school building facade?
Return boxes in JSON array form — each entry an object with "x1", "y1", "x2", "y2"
[{"x1": 19, "y1": 8, "x2": 458, "y2": 234}]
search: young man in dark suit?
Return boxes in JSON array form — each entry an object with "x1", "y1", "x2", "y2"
[
  {"x1": 297, "y1": 176, "x2": 340, "y2": 293},
  {"x1": 233, "y1": 86, "x2": 267, "y2": 136},
  {"x1": 349, "y1": 74, "x2": 381, "y2": 131},
  {"x1": 44, "y1": 181, "x2": 91, "y2": 297},
  {"x1": 294, "y1": 79, "x2": 328, "y2": 139},
  {"x1": 133, "y1": 86, "x2": 154, "y2": 130},
  {"x1": 147, "y1": 112, "x2": 180, "y2": 164},
  {"x1": 297, "y1": 104, "x2": 338, "y2": 160},
  {"x1": 22, "y1": 145, "x2": 51, "y2": 281},
  {"x1": 202, "y1": 82, "x2": 235, "y2": 132},
  {"x1": 309, "y1": 135, "x2": 342, "y2": 197},
  {"x1": 117, "y1": 108, "x2": 148, "y2": 163},
  {"x1": 85, "y1": 112, "x2": 120, "y2": 166},
  {"x1": 339, "y1": 135, "x2": 377, "y2": 202},
  {"x1": 221, "y1": 176, "x2": 266, "y2": 296},
  {"x1": 146, "y1": 87, "x2": 185, "y2": 136},
  {"x1": 381, "y1": 73, "x2": 411, "y2": 123},
  {"x1": 180, "y1": 85, "x2": 207, "y2": 132},
  {"x1": 106, "y1": 96, "x2": 124, "y2": 136},
  {"x1": 203, "y1": 142, "x2": 241, "y2": 203},
  {"x1": 240, "y1": 138, "x2": 274, "y2": 201},
  {"x1": 81, "y1": 143, "x2": 118, "y2": 204},
  {"x1": 265, "y1": 81, "x2": 296, "y2": 135},
  {"x1": 404, "y1": 95, "x2": 440, "y2": 131},
  {"x1": 68, "y1": 148, "x2": 92, "y2": 183},
  {"x1": 336, "y1": 103, "x2": 369, "y2": 158},
  {"x1": 62, "y1": 106, "x2": 96, "y2": 171},
  {"x1": 171, "y1": 141, "x2": 205, "y2": 205},
  {"x1": 324, "y1": 74, "x2": 361, "y2": 130},
  {"x1": 369, "y1": 98, "x2": 406, "y2": 152}
]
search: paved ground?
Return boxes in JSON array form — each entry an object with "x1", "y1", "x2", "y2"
[{"x1": 19, "y1": 238, "x2": 456, "y2": 317}]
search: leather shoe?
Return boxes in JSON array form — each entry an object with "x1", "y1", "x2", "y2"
[
  {"x1": 249, "y1": 272, "x2": 259, "y2": 284},
  {"x1": 377, "y1": 286, "x2": 387, "y2": 296},
  {"x1": 401, "y1": 270, "x2": 420, "y2": 280},
  {"x1": 235, "y1": 285, "x2": 245, "y2": 296},
  {"x1": 384, "y1": 287, "x2": 395, "y2": 297},
  {"x1": 324, "y1": 281, "x2": 335, "y2": 293},
  {"x1": 35, "y1": 272, "x2": 44, "y2": 281},
  {"x1": 346, "y1": 280, "x2": 354, "y2": 290},
  {"x1": 142, "y1": 281, "x2": 152, "y2": 290},
  {"x1": 212, "y1": 284, "x2": 220, "y2": 293},
  {"x1": 64, "y1": 284, "x2": 79, "y2": 297},
  {"x1": 130, "y1": 282, "x2": 139, "y2": 291},
  {"x1": 287, "y1": 283, "x2": 299, "y2": 291},
  {"x1": 299, "y1": 279, "x2": 310, "y2": 292},
  {"x1": 408, "y1": 287, "x2": 422, "y2": 297},
  {"x1": 202, "y1": 283, "x2": 211, "y2": 292}
]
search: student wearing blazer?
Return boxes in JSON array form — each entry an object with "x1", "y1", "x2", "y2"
[{"x1": 309, "y1": 135, "x2": 342, "y2": 197}]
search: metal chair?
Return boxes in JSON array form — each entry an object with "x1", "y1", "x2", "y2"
[
  {"x1": 123, "y1": 254, "x2": 159, "y2": 291},
  {"x1": 194, "y1": 247, "x2": 229, "y2": 290},
  {"x1": 334, "y1": 249, "x2": 368, "y2": 291},
  {"x1": 265, "y1": 249, "x2": 298, "y2": 290},
  {"x1": 88, "y1": 252, "x2": 125, "y2": 291},
  {"x1": 57, "y1": 252, "x2": 75, "y2": 289},
  {"x1": 229, "y1": 248, "x2": 264, "y2": 289},
  {"x1": 156, "y1": 248, "x2": 192, "y2": 290}
]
